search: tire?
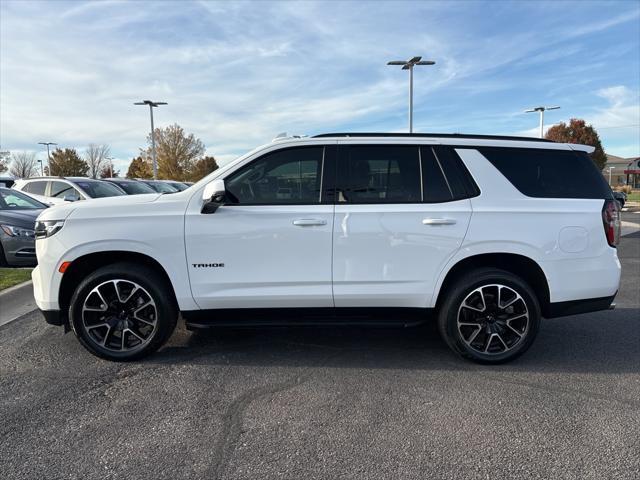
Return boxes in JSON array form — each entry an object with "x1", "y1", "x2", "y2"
[
  {"x1": 437, "y1": 268, "x2": 541, "y2": 364},
  {"x1": 69, "y1": 262, "x2": 178, "y2": 361}
]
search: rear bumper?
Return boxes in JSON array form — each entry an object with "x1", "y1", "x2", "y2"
[
  {"x1": 39, "y1": 308, "x2": 64, "y2": 326},
  {"x1": 546, "y1": 293, "x2": 617, "y2": 319}
]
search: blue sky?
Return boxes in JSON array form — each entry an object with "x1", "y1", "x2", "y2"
[{"x1": 1, "y1": 0, "x2": 639, "y2": 173}]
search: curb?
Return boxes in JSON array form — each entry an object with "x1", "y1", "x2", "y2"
[
  {"x1": 0, "y1": 280, "x2": 33, "y2": 296},
  {"x1": 0, "y1": 280, "x2": 36, "y2": 327}
]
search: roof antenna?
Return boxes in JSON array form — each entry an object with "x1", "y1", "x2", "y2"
[{"x1": 272, "y1": 132, "x2": 288, "y2": 142}]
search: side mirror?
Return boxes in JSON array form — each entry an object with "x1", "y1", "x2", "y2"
[
  {"x1": 63, "y1": 195, "x2": 78, "y2": 202},
  {"x1": 201, "y1": 179, "x2": 226, "y2": 214}
]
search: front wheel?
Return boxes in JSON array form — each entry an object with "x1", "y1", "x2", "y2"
[
  {"x1": 69, "y1": 262, "x2": 178, "y2": 361},
  {"x1": 438, "y1": 268, "x2": 541, "y2": 364}
]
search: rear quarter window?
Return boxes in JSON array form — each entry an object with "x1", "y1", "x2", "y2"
[
  {"x1": 477, "y1": 147, "x2": 612, "y2": 199},
  {"x1": 24, "y1": 181, "x2": 48, "y2": 196}
]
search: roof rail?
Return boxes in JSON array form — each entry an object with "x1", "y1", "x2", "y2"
[{"x1": 312, "y1": 132, "x2": 555, "y2": 143}]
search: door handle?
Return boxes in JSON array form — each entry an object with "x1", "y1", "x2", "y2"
[
  {"x1": 422, "y1": 218, "x2": 457, "y2": 225},
  {"x1": 293, "y1": 219, "x2": 327, "y2": 226}
]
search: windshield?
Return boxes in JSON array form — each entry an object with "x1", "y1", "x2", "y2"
[
  {"x1": 145, "y1": 181, "x2": 178, "y2": 193},
  {"x1": 0, "y1": 187, "x2": 47, "y2": 210},
  {"x1": 167, "y1": 181, "x2": 189, "y2": 191},
  {"x1": 113, "y1": 181, "x2": 156, "y2": 195},
  {"x1": 75, "y1": 180, "x2": 126, "y2": 198}
]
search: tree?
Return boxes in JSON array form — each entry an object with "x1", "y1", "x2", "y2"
[
  {"x1": 99, "y1": 163, "x2": 119, "y2": 178},
  {"x1": 142, "y1": 124, "x2": 205, "y2": 180},
  {"x1": 49, "y1": 148, "x2": 89, "y2": 177},
  {"x1": 188, "y1": 156, "x2": 219, "y2": 182},
  {"x1": 0, "y1": 150, "x2": 9, "y2": 174},
  {"x1": 545, "y1": 118, "x2": 607, "y2": 170},
  {"x1": 126, "y1": 156, "x2": 153, "y2": 179},
  {"x1": 84, "y1": 144, "x2": 111, "y2": 179},
  {"x1": 9, "y1": 151, "x2": 38, "y2": 178}
]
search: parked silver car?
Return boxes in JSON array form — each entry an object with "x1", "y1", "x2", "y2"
[{"x1": 0, "y1": 187, "x2": 47, "y2": 266}]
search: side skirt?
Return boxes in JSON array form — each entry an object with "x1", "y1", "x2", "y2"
[{"x1": 181, "y1": 307, "x2": 433, "y2": 330}]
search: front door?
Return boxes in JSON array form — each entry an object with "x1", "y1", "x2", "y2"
[
  {"x1": 332, "y1": 144, "x2": 473, "y2": 308},
  {"x1": 185, "y1": 145, "x2": 336, "y2": 309}
]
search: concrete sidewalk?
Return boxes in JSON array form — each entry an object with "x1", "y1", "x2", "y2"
[{"x1": 0, "y1": 281, "x2": 37, "y2": 326}]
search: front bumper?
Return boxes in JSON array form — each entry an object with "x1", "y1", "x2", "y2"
[{"x1": 1, "y1": 236, "x2": 37, "y2": 266}]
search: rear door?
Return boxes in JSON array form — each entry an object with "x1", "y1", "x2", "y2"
[{"x1": 332, "y1": 144, "x2": 474, "y2": 308}]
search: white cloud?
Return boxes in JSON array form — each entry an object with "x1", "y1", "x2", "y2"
[
  {"x1": 1, "y1": 0, "x2": 639, "y2": 170},
  {"x1": 591, "y1": 86, "x2": 640, "y2": 144}
]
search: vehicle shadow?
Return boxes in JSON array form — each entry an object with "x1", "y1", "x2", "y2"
[{"x1": 150, "y1": 307, "x2": 640, "y2": 374}]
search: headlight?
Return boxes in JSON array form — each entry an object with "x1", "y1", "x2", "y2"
[
  {"x1": 0, "y1": 224, "x2": 35, "y2": 238},
  {"x1": 34, "y1": 220, "x2": 65, "y2": 239}
]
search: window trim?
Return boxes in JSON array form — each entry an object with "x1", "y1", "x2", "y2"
[
  {"x1": 218, "y1": 143, "x2": 480, "y2": 207},
  {"x1": 418, "y1": 148, "x2": 424, "y2": 202}
]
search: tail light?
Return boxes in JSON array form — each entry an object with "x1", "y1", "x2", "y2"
[{"x1": 602, "y1": 199, "x2": 621, "y2": 247}]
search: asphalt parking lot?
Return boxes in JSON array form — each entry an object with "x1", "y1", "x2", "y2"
[{"x1": 1, "y1": 232, "x2": 638, "y2": 480}]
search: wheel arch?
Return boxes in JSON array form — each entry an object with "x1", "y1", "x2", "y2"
[
  {"x1": 58, "y1": 251, "x2": 178, "y2": 323},
  {"x1": 434, "y1": 253, "x2": 551, "y2": 317}
]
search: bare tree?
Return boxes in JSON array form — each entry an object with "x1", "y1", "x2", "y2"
[
  {"x1": 9, "y1": 151, "x2": 38, "y2": 178},
  {"x1": 0, "y1": 150, "x2": 9, "y2": 174},
  {"x1": 84, "y1": 144, "x2": 111, "y2": 179}
]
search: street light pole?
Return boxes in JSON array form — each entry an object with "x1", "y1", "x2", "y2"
[
  {"x1": 387, "y1": 57, "x2": 435, "y2": 133},
  {"x1": 134, "y1": 100, "x2": 167, "y2": 179},
  {"x1": 106, "y1": 156, "x2": 115, "y2": 178},
  {"x1": 524, "y1": 106, "x2": 560, "y2": 138},
  {"x1": 38, "y1": 142, "x2": 57, "y2": 175}
]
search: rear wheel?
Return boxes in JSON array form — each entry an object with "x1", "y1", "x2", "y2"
[
  {"x1": 438, "y1": 268, "x2": 541, "y2": 364},
  {"x1": 69, "y1": 262, "x2": 178, "y2": 361}
]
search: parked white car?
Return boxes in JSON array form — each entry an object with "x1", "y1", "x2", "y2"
[
  {"x1": 13, "y1": 177, "x2": 126, "y2": 203},
  {"x1": 13, "y1": 189, "x2": 66, "y2": 206},
  {"x1": 32, "y1": 133, "x2": 621, "y2": 363}
]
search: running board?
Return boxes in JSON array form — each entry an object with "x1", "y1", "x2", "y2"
[{"x1": 182, "y1": 307, "x2": 432, "y2": 330}]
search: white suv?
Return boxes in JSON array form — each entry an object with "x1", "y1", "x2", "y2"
[{"x1": 32, "y1": 133, "x2": 621, "y2": 363}]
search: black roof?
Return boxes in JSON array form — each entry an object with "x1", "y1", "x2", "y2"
[{"x1": 312, "y1": 132, "x2": 555, "y2": 143}]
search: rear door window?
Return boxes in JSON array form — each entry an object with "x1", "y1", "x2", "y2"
[
  {"x1": 338, "y1": 145, "x2": 421, "y2": 203},
  {"x1": 478, "y1": 147, "x2": 611, "y2": 199},
  {"x1": 24, "y1": 181, "x2": 48, "y2": 196},
  {"x1": 420, "y1": 147, "x2": 453, "y2": 203},
  {"x1": 433, "y1": 146, "x2": 480, "y2": 200}
]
